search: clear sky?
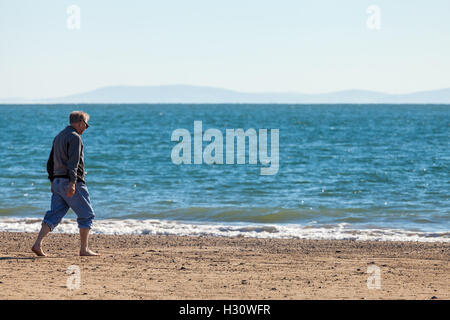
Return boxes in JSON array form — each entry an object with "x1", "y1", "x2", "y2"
[{"x1": 1, "y1": 0, "x2": 449, "y2": 99}]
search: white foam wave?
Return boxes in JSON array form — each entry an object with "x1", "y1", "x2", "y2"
[{"x1": 0, "y1": 217, "x2": 448, "y2": 242}]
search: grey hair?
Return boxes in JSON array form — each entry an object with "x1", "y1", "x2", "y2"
[{"x1": 69, "y1": 111, "x2": 90, "y2": 124}]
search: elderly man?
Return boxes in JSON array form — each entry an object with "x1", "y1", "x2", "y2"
[{"x1": 32, "y1": 111, "x2": 99, "y2": 256}]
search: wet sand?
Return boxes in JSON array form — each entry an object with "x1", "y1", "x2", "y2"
[{"x1": 0, "y1": 232, "x2": 448, "y2": 300}]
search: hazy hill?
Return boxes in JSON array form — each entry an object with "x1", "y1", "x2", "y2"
[{"x1": 2, "y1": 85, "x2": 450, "y2": 103}]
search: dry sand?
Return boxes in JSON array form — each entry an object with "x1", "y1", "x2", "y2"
[{"x1": 0, "y1": 231, "x2": 448, "y2": 300}]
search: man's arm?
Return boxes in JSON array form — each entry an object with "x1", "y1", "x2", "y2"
[
  {"x1": 47, "y1": 144, "x2": 55, "y2": 193},
  {"x1": 46, "y1": 145, "x2": 54, "y2": 182},
  {"x1": 66, "y1": 134, "x2": 82, "y2": 197}
]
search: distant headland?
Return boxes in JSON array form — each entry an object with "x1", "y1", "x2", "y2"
[{"x1": 2, "y1": 85, "x2": 450, "y2": 104}]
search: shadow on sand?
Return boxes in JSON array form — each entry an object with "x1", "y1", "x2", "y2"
[{"x1": 0, "y1": 256, "x2": 46, "y2": 260}]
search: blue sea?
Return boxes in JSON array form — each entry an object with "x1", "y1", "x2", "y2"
[{"x1": 0, "y1": 104, "x2": 448, "y2": 241}]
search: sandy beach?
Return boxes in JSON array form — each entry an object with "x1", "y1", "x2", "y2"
[{"x1": 0, "y1": 231, "x2": 448, "y2": 300}]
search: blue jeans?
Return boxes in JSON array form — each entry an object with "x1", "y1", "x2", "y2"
[{"x1": 42, "y1": 178, "x2": 95, "y2": 230}]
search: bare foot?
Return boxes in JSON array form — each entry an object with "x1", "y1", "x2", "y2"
[
  {"x1": 32, "y1": 245, "x2": 47, "y2": 257},
  {"x1": 80, "y1": 249, "x2": 100, "y2": 256}
]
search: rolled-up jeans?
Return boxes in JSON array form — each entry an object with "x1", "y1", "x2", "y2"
[{"x1": 42, "y1": 178, "x2": 95, "y2": 230}]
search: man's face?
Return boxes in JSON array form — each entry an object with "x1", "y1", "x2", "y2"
[{"x1": 76, "y1": 119, "x2": 89, "y2": 135}]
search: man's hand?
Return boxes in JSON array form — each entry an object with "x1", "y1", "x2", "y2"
[{"x1": 66, "y1": 182, "x2": 76, "y2": 198}]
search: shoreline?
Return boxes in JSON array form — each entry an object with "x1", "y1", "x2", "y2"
[
  {"x1": 0, "y1": 231, "x2": 448, "y2": 300},
  {"x1": 0, "y1": 217, "x2": 448, "y2": 243}
]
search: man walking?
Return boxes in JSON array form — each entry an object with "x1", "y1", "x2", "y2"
[{"x1": 32, "y1": 111, "x2": 99, "y2": 256}]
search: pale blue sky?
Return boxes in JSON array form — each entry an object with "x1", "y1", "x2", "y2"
[{"x1": 1, "y1": 0, "x2": 449, "y2": 99}]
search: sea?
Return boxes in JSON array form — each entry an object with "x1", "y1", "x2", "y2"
[{"x1": 0, "y1": 104, "x2": 448, "y2": 242}]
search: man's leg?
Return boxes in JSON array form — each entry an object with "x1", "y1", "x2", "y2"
[
  {"x1": 32, "y1": 184, "x2": 70, "y2": 256},
  {"x1": 79, "y1": 227, "x2": 99, "y2": 256},
  {"x1": 64, "y1": 182, "x2": 98, "y2": 256},
  {"x1": 32, "y1": 223, "x2": 51, "y2": 256}
]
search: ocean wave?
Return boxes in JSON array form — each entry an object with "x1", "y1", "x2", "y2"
[{"x1": 0, "y1": 217, "x2": 448, "y2": 242}]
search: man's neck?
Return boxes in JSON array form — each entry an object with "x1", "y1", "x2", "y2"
[{"x1": 69, "y1": 124, "x2": 80, "y2": 135}]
